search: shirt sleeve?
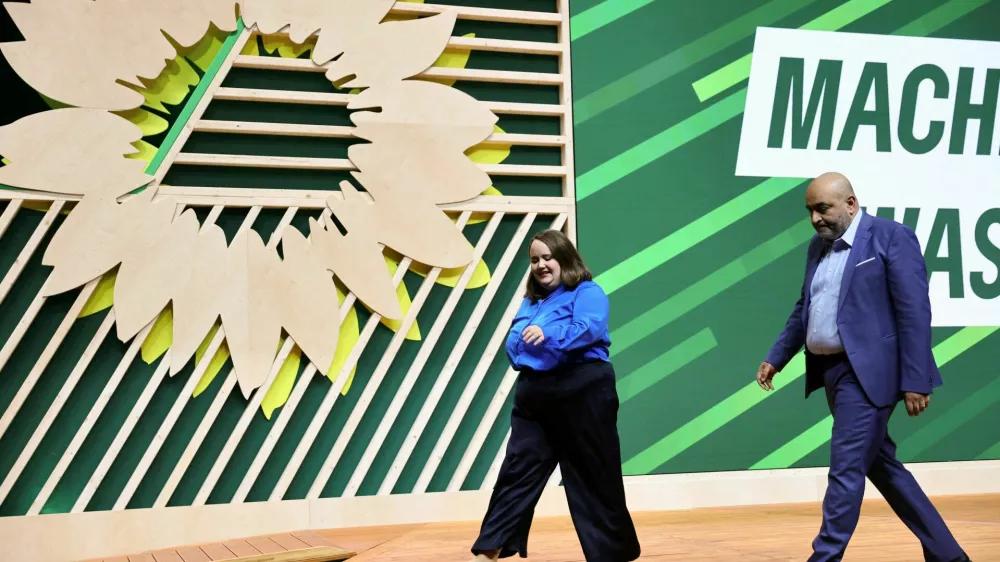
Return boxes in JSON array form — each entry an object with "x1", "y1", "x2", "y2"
[
  {"x1": 505, "y1": 298, "x2": 532, "y2": 369},
  {"x1": 529, "y1": 282, "x2": 609, "y2": 354}
]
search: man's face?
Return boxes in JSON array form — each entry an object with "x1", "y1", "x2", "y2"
[{"x1": 806, "y1": 188, "x2": 856, "y2": 241}]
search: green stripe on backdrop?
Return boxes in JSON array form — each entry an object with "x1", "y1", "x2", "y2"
[
  {"x1": 622, "y1": 352, "x2": 806, "y2": 474},
  {"x1": 897, "y1": 374, "x2": 1000, "y2": 458},
  {"x1": 571, "y1": 0, "x2": 658, "y2": 41},
  {"x1": 750, "y1": 327, "x2": 998, "y2": 469},
  {"x1": 616, "y1": 328, "x2": 717, "y2": 403},
  {"x1": 574, "y1": 0, "x2": 821, "y2": 125},
  {"x1": 577, "y1": 90, "x2": 747, "y2": 200},
  {"x1": 610, "y1": 220, "x2": 814, "y2": 356},
  {"x1": 595, "y1": 178, "x2": 806, "y2": 295},
  {"x1": 978, "y1": 440, "x2": 1000, "y2": 460},
  {"x1": 145, "y1": 19, "x2": 246, "y2": 179},
  {"x1": 692, "y1": 0, "x2": 896, "y2": 102},
  {"x1": 578, "y1": 0, "x2": 990, "y2": 202},
  {"x1": 893, "y1": 0, "x2": 992, "y2": 36}
]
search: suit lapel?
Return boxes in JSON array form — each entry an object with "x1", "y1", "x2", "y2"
[{"x1": 838, "y1": 214, "x2": 873, "y2": 313}]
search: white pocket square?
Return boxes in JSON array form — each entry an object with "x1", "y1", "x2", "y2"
[{"x1": 856, "y1": 257, "x2": 876, "y2": 267}]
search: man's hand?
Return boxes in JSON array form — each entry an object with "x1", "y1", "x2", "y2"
[
  {"x1": 757, "y1": 361, "x2": 778, "y2": 391},
  {"x1": 522, "y1": 325, "x2": 545, "y2": 346},
  {"x1": 904, "y1": 392, "x2": 930, "y2": 417}
]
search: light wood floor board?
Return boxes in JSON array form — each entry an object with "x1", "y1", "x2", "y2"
[{"x1": 319, "y1": 494, "x2": 999, "y2": 561}]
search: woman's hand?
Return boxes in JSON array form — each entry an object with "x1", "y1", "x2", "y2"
[{"x1": 522, "y1": 325, "x2": 545, "y2": 346}]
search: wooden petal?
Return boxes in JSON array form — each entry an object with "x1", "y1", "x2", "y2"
[
  {"x1": 279, "y1": 227, "x2": 339, "y2": 376},
  {"x1": 170, "y1": 223, "x2": 228, "y2": 375}
]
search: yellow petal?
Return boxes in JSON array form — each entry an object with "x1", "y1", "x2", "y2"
[
  {"x1": 373, "y1": 257, "x2": 421, "y2": 341},
  {"x1": 192, "y1": 322, "x2": 232, "y2": 398},
  {"x1": 467, "y1": 124, "x2": 511, "y2": 165},
  {"x1": 261, "y1": 339, "x2": 303, "y2": 420},
  {"x1": 141, "y1": 307, "x2": 174, "y2": 364},
  {"x1": 240, "y1": 37, "x2": 260, "y2": 56},
  {"x1": 408, "y1": 258, "x2": 492, "y2": 290},
  {"x1": 424, "y1": 32, "x2": 475, "y2": 87},
  {"x1": 136, "y1": 57, "x2": 200, "y2": 113},
  {"x1": 117, "y1": 108, "x2": 169, "y2": 137},
  {"x1": 39, "y1": 93, "x2": 71, "y2": 110},
  {"x1": 328, "y1": 284, "x2": 360, "y2": 395},
  {"x1": 79, "y1": 269, "x2": 118, "y2": 318},
  {"x1": 127, "y1": 140, "x2": 159, "y2": 168},
  {"x1": 262, "y1": 35, "x2": 315, "y2": 59},
  {"x1": 179, "y1": 29, "x2": 227, "y2": 72}
]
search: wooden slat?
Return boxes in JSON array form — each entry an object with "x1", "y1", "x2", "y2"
[
  {"x1": 263, "y1": 31, "x2": 561, "y2": 56},
  {"x1": 291, "y1": 532, "x2": 336, "y2": 549},
  {"x1": 128, "y1": 555, "x2": 155, "y2": 562},
  {"x1": 212, "y1": 87, "x2": 565, "y2": 116},
  {"x1": 200, "y1": 544, "x2": 237, "y2": 561},
  {"x1": 447, "y1": 35, "x2": 563, "y2": 55},
  {"x1": 222, "y1": 541, "x2": 260, "y2": 558},
  {"x1": 0, "y1": 200, "x2": 63, "y2": 307},
  {"x1": 245, "y1": 537, "x2": 284, "y2": 555},
  {"x1": 175, "y1": 546, "x2": 212, "y2": 562},
  {"x1": 557, "y1": 0, "x2": 577, "y2": 242},
  {"x1": 0, "y1": 198, "x2": 21, "y2": 239},
  {"x1": 0, "y1": 190, "x2": 571, "y2": 214},
  {"x1": 172, "y1": 153, "x2": 567, "y2": 177},
  {"x1": 341, "y1": 212, "x2": 502, "y2": 497},
  {"x1": 378, "y1": 212, "x2": 536, "y2": 495},
  {"x1": 151, "y1": 550, "x2": 184, "y2": 562},
  {"x1": 269, "y1": 534, "x2": 311, "y2": 551},
  {"x1": 193, "y1": 120, "x2": 566, "y2": 147},
  {"x1": 389, "y1": 3, "x2": 560, "y2": 25},
  {"x1": 233, "y1": 55, "x2": 562, "y2": 85}
]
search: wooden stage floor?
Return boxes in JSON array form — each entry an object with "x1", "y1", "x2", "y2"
[{"x1": 320, "y1": 494, "x2": 1000, "y2": 561}]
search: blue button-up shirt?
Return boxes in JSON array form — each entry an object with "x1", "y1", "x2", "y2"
[
  {"x1": 506, "y1": 280, "x2": 611, "y2": 372},
  {"x1": 806, "y1": 211, "x2": 863, "y2": 355}
]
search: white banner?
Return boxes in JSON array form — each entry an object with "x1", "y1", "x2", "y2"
[{"x1": 736, "y1": 27, "x2": 1000, "y2": 326}]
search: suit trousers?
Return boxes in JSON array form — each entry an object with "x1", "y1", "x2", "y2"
[
  {"x1": 809, "y1": 354, "x2": 965, "y2": 562},
  {"x1": 471, "y1": 360, "x2": 640, "y2": 561}
]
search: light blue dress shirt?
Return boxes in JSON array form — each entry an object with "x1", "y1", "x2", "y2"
[{"x1": 806, "y1": 211, "x2": 863, "y2": 355}]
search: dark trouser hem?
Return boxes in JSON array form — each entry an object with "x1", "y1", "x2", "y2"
[{"x1": 471, "y1": 361, "x2": 641, "y2": 562}]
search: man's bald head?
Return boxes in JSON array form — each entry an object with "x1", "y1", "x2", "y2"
[{"x1": 805, "y1": 172, "x2": 859, "y2": 241}]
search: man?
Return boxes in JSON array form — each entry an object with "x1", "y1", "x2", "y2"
[{"x1": 757, "y1": 172, "x2": 971, "y2": 562}]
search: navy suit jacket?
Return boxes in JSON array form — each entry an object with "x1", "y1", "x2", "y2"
[{"x1": 766, "y1": 213, "x2": 942, "y2": 408}]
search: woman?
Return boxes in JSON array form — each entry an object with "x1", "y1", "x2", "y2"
[{"x1": 470, "y1": 229, "x2": 640, "y2": 562}]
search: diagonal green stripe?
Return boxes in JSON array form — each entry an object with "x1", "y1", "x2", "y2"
[
  {"x1": 692, "y1": 0, "x2": 895, "y2": 102},
  {"x1": 578, "y1": 1, "x2": 982, "y2": 205},
  {"x1": 571, "y1": 0, "x2": 656, "y2": 41},
  {"x1": 617, "y1": 328, "x2": 717, "y2": 403},
  {"x1": 574, "y1": 0, "x2": 820, "y2": 125},
  {"x1": 900, "y1": 375, "x2": 1000, "y2": 459},
  {"x1": 977, "y1": 440, "x2": 1000, "y2": 460},
  {"x1": 751, "y1": 327, "x2": 998, "y2": 469},
  {"x1": 611, "y1": 219, "x2": 814, "y2": 357},
  {"x1": 892, "y1": 0, "x2": 992, "y2": 37},
  {"x1": 596, "y1": 178, "x2": 806, "y2": 295},
  {"x1": 577, "y1": 89, "x2": 746, "y2": 200},
  {"x1": 144, "y1": 19, "x2": 245, "y2": 179},
  {"x1": 751, "y1": 417, "x2": 833, "y2": 469},
  {"x1": 623, "y1": 352, "x2": 806, "y2": 474}
]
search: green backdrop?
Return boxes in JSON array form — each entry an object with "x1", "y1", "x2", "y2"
[{"x1": 571, "y1": 0, "x2": 1000, "y2": 475}]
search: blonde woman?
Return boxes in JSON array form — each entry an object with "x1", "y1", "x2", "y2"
[{"x1": 470, "y1": 229, "x2": 640, "y2": 562}]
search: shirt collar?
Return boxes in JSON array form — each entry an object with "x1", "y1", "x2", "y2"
[{"x1": 839, "y1": 209, "x2": 864, "y2": 247}]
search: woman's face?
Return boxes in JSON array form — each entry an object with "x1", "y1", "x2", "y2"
[{"x1": 529, "y1": 240, "x2": 561, "y2": 290}]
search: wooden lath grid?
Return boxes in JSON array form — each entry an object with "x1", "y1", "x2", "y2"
[{"x1": 0, "y1": 0, "x2": 575, "y2": 518}]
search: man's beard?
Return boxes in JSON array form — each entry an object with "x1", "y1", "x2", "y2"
[{"x1": 814, "y1": 220, "x2": 848, "y2": 240}]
